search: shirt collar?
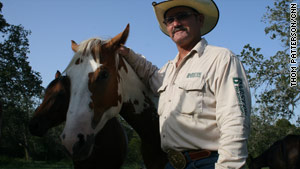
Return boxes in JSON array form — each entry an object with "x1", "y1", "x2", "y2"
[
  {"x1": 171, "y1": 38, "x2": 208, "y2": 65},
  {"x1": 192, "y1": 38, "x2": 207, "y2": 57}
]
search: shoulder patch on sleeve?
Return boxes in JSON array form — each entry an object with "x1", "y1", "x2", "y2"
[{"x1": 233, "y1": 77, "x2": 248, "y2": 116}]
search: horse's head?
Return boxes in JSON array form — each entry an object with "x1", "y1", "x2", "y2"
[
  {"x1": 29, "y1": 71, "x2": 70, "y2": 137},
  {"x1": 61, "y1": 24, "x2": 130, "y2": 160}
]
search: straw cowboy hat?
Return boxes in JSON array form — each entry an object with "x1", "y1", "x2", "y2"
[{"x1": 152, "y1": 0, "x2": 219, "y2": 36}]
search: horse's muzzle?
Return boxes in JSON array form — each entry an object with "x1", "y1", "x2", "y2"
[{"x1": 62, "y1": 133, "x2": 95, "y2": 161}]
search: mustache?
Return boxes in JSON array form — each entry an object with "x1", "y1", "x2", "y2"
[{"x1": 172, "y1": 26, "x2": 187, "y2": 35}]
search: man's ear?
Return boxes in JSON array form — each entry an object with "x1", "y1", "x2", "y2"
[{"x1": 198, "y1": 13, "x2": 205, "y2": 28}]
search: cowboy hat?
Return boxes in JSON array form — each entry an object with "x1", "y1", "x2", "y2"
[{"x1": 152, "y1": 0, "x2": 219, "y2": 36}]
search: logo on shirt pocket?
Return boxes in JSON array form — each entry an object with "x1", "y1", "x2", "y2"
[{"x1": 186, "y1": 72, "x2": 201, "y2": 78}]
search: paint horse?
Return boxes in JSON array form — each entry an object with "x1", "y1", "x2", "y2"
[
  {"x1": 29, "y1": 71, "x2": 128, "y2": 169},
  {"x1": 61, "y1": 24, "x2": 167, "y2": 168},
  {"x1": 249, "y1": 134, "x2": 300, "y2": 169}
]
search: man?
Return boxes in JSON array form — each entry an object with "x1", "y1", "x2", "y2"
[{"x1": 119, "y1": 0, "x2": 251, "y2": 168}]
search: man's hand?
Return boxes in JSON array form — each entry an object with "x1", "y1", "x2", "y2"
[{"x1": 118, "y1": 45, "x2": 130, "y2": 57}]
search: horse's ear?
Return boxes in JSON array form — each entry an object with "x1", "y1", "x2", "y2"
[
  {"x1": 107, "y1": 24, "x2": 130, "y2": 50},
  {"x1": 55, "y1": 70, "x2": 61, "y2": 79},
  {"x1": 71, "y1": 40, "x2": 79, "y2": 52}
]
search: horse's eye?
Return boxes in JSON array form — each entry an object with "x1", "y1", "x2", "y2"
[{"x1": 97, "y1": 70, "x2": 109, "y2": 81}]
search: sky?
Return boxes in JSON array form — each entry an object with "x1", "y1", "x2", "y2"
[
  {"x1": 1, "y1": 0, "x2": 285, "y2": 86},
  {"x1": 1, "y1": 1, "x2": 298, "y2": 120}
]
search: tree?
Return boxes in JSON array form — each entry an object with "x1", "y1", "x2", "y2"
[
  {"x1": 0, "y1": 2, "x2": 44, "y2": 160},
  {"x1": 248, "y1": 114, "x2": 300, "y2": 157},
  {"x1": 239, "y1": 0, "x2": 300, "y2": 120},
  {"x1": 238, "y1": 0, "x2": 300, "y2": 158}
]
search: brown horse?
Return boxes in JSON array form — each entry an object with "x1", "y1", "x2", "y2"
[
  {"x1": 61, "y1": 24, "x2": 167, "y2": 168},
  {"x1": 29, "y1": 71, "x2": 128, "y2": 169},
  {"x1": 249, "y1": 134, "x2": 300, "y2": 169}
]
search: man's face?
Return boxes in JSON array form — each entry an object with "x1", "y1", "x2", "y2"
[{"x1": 164, "y1": 7, "x2": 203, "y2": 47}]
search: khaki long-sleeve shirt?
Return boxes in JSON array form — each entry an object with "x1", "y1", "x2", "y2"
[{"x1": 125, "y1": 39, "x2": 251, "y2": 169}]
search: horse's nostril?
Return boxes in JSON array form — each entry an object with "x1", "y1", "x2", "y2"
[
  {"x1": 71, "y1": 133, "x2": 95, "y2": 161},
  {"x1": 72, "y1": 133, "x2": 87, "y2": 159},
  {"x1": 61, "y1": 133, "x2": 66, "y2": 140},
  {"x1": 77, "y1": 133, "x2": 85, "y2": 146}
]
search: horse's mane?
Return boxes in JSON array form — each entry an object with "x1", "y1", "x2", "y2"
[{"x1": 62, "y1": 38, "x2": 109, "y2": 74}]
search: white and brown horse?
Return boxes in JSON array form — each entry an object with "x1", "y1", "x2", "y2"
[
  {"x1": 61, "y1": 24, "x2": 167, "y2": 168},
  {"x1": 29, "y1": 71, "x2": 128, "y2": 169}
]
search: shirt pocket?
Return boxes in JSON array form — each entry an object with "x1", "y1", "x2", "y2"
[
  {"x1": 176, "y1": 79, "x2": 205, "y2": 116},
  {"x1": 157, "y1": 83, "x2": 168, "y2": 115}
]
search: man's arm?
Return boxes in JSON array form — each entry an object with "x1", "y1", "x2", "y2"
[
  {"x1": 214, "y1": 50, "x2": 251, "y2": 169},
  {"x1": 118, "y1": 46, "x2": 165, "y2": 95}
]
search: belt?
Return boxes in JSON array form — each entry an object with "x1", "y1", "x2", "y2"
[{"x1": 167, "y1": 149, "x2": 217, "y2": 169}]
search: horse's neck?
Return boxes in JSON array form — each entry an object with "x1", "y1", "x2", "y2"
[
  {"x1": 119, "y1": 58, "x2": 157, "y2": 113},
  {"x1": 118, "y1": 58, "x2": 160, "y2": 141}
]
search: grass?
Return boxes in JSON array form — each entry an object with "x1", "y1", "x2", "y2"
[
  {"x1": 0, "y1": 162, "x2": 73, "y2": 169},
  {"x1": 0, "y1": 156, "x2": 270, "y2": 169},
  {"x1": 0, "y1": 156, "x2": 73, "y2": 169},
  {"x1": 0, "y1": 156, "x2": 144, "y2": 169}
]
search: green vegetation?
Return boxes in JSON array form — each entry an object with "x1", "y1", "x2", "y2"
[
  {"x1": 0, "y1": 155, "x2": 144, "y2": 169},
  {"x1": 238, "y1": 0, "x2": 300, "y2": 158},
  {"x1": 0, "y1": 156, "x2": 73, "y2": 169}
]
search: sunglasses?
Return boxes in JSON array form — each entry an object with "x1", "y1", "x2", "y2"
[{"x1": 163, "y1": 12, "x2": 198, "y2": 25}]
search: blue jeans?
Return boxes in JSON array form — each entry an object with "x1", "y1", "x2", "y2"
[{"x1": 165, "y1": 152, "x2": 219, "y2": 169}]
